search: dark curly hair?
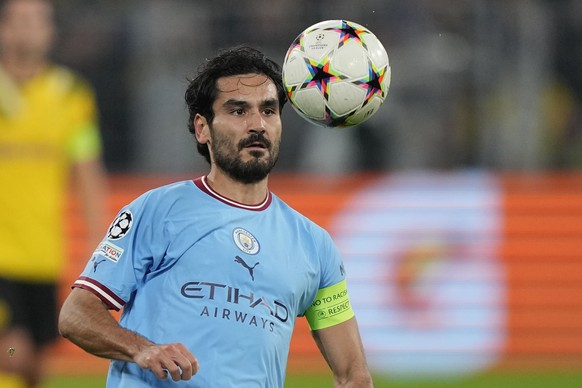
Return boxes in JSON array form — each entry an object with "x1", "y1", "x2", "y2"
[{"x1": 185, "y1": 46, "x2": 287, "y2": 164}]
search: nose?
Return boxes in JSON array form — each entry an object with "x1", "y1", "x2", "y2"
[{"x1": 247, "y1": 110, "x2": 266, "y2": 133}]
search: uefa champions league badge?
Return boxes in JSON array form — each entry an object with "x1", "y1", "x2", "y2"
[
  {"x1": 233, "y1": 227, "x2": 260, "y2": 255},
  {"x1": 107, "y1": 210, "x2": 133, "y2": 240}
]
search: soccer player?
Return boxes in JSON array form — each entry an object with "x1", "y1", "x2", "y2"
[
  {"x1": 0, "y1": 0, "x2": 107, "y2": 387},
  {"x1": 58, "y1": 46, "x2": 373, "y2": 387}
]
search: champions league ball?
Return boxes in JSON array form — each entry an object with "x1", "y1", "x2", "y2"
[{"x1": 282, "y1": 19, "x2": 391, "y2": 128}]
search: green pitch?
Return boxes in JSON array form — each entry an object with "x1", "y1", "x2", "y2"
[{"x1": 40, "y1": 370, "x2": 582, "y2": 387}]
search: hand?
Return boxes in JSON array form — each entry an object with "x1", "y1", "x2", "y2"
[{"x1": 134, "y1": 343, "x2": 199, "y2": 381}]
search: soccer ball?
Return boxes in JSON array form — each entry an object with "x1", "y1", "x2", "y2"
[{"x1": 282, "y1": 19, "x2": 391, "y2": 128}]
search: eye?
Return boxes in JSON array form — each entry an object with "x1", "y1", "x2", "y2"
[
  {"x1": 263, "y1": 108, "x2": 277, "y2": 116},
  {"x1": 231, "y1": 108, "x2": 245, "y2": 115}
]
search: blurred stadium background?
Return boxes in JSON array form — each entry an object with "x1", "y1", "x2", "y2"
[{"x1": 43, "y1": 0, "x2": 582, "y2": 386}]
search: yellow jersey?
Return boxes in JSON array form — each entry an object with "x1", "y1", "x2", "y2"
[{"x1": 0, "y1": 65, "x2": 101, "y2": 282}]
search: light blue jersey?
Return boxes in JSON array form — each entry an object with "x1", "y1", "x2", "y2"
[{"x1": 74, "y1": 176, "x2": 346, "y2": 387}]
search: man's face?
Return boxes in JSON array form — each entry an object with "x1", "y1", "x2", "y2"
[
  {"x1": 0, "y1": 0, "x2": 54, "y2": 61},
  {"x1": 196, "y1": 74, "x2": 283, "y2": 184}
]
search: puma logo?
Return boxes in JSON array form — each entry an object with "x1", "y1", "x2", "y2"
[
  {"x1": 93, "y1": 258, "x2": 106, "y2": 272},
  {"x1": 234, "y1": 256, "x2": 259, "y2": 281}
]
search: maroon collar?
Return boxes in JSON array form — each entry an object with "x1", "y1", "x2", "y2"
[{"x1": 193, "y1": 176, "x2": 272, "y2": 211}]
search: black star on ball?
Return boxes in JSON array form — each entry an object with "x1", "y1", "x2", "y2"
[{"x1": 365, "y1": 67, "x2": 384, "y2": 97}]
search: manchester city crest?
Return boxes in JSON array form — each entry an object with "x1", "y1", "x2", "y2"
[{"x1": 233, "y1": 227, "x2": 260, "y2": 255}]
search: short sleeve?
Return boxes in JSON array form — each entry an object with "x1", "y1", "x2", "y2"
[
  {"x1": 73, "y1": 190, "x2": 169, "y2": 310},
  {"x1": 318, "y1": 230, "x2": 345, "y2": 289}
]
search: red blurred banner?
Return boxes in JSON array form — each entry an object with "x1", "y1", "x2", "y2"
[{"x1": 50, "y1": 172, "x2": 582, "y2": 377}]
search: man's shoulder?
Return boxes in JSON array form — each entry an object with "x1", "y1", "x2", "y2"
[
  {"x1": 43, "y1": 65, "x2": 95, "y2": 98},
  {"x1": 142, "y1": 180, "x2": 197, "y2": 200},
  {"x1": 124, "y1": 180, "x2": 198, "y2": 219},
  {"x1": 271, "y1": 193, "x2": 328, "y2": 235}
]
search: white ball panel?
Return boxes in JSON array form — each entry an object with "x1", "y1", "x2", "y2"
[
  {"x1": 292, "y1": 88, "x2": 327, "y2": 120},
  {"x1": 283, "y1": 50, "x2": 310, "y2": 86},
  {"x1": 363, "y1": 33, "x2": 390, "y2": 69},
  {"x1": 302, "y1": 30, "x2": 340, "y2": 61},
  {"x1": 332, "y1": 40, "x2": 369, "y2": 79},
  {"x1": 345, "y1": 96, "x2": 383, "y2": 126},
  {"x1": 328, "y1": 81, "x2": 366, "y2": 116}
]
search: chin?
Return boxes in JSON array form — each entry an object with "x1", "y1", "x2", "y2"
[{"x1": 246, "y1": 150, "x2": 268, "y2": 159}]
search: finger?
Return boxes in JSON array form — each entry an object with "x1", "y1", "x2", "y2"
[
  {"x1": 135, "y1": 347, "x2": 169, "y2": 380},
  {"x1": 142, "y1": 344, "x2": 198, "y2": 381},
  {"x1": 163, "y1": 361, "x2": 183, "y2": 382},
  {"x1": 174, "y1": 343, "x2": 199, "y2": 378},
  {"x1": 170, "y1": 355, "x2": 198, "y2": 380},
  {"x1": 178, "y1": 364, "x2": 192, "y2": 381},
  {"x1": 192, "y1": 357, "x2": 200, "y2": 375},
  {"x1": 149, "y1": 363, "x2": 169, "y2": 380}
]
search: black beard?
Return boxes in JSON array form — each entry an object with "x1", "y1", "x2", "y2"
[{"x1": 211, "y1": 132, "x2": 279, "y2": 184}]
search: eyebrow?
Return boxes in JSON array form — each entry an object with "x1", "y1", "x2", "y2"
[
  {"x1": 222, "y1": 98, "x2": 279, "y2": 110},
  {"x1": 262, "y1": 99, "x2": 279, "y2": 109}
]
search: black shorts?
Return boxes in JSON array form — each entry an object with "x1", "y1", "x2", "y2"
[{"x1": 0, "y1": 277, "x2": 59, "y2": 347}]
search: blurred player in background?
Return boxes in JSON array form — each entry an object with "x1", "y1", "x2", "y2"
[
  {"x1": 0, "y1": 0, "x2": 107, "y2": 386},
  {"x1": 58, "y1": 46, "x2": 373, "y2": 387}
]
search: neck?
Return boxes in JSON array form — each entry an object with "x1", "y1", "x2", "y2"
[
  {"x1": 205, "y1": 170, "x2": 269, "y2": 206},
  {"x1": 1, "y1": 55, "x2": 48, "y2": 83}
]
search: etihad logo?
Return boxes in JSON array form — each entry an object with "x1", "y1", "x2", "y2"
[
  {"x1": 181, "y1": 281, "x2": 289, "y2": 332},
  {"x1": 233, "y1": 227, "x2": 259, "y2": 255}
]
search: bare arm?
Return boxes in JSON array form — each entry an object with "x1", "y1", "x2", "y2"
[
  {"x1": 59, "y1": 287, "x2": 199, "y2": 381},
  {"x1": 311, "y1": 317, "x2": 374, "y2": 387}
]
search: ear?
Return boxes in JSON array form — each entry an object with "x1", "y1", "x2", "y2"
[{"x1": 194, "y1": 114, "x2": 210, "y2": 144}]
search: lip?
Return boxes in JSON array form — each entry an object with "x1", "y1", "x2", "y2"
[{"x1": 245, "y1": 142, "x2": 267, "y2": 149}]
